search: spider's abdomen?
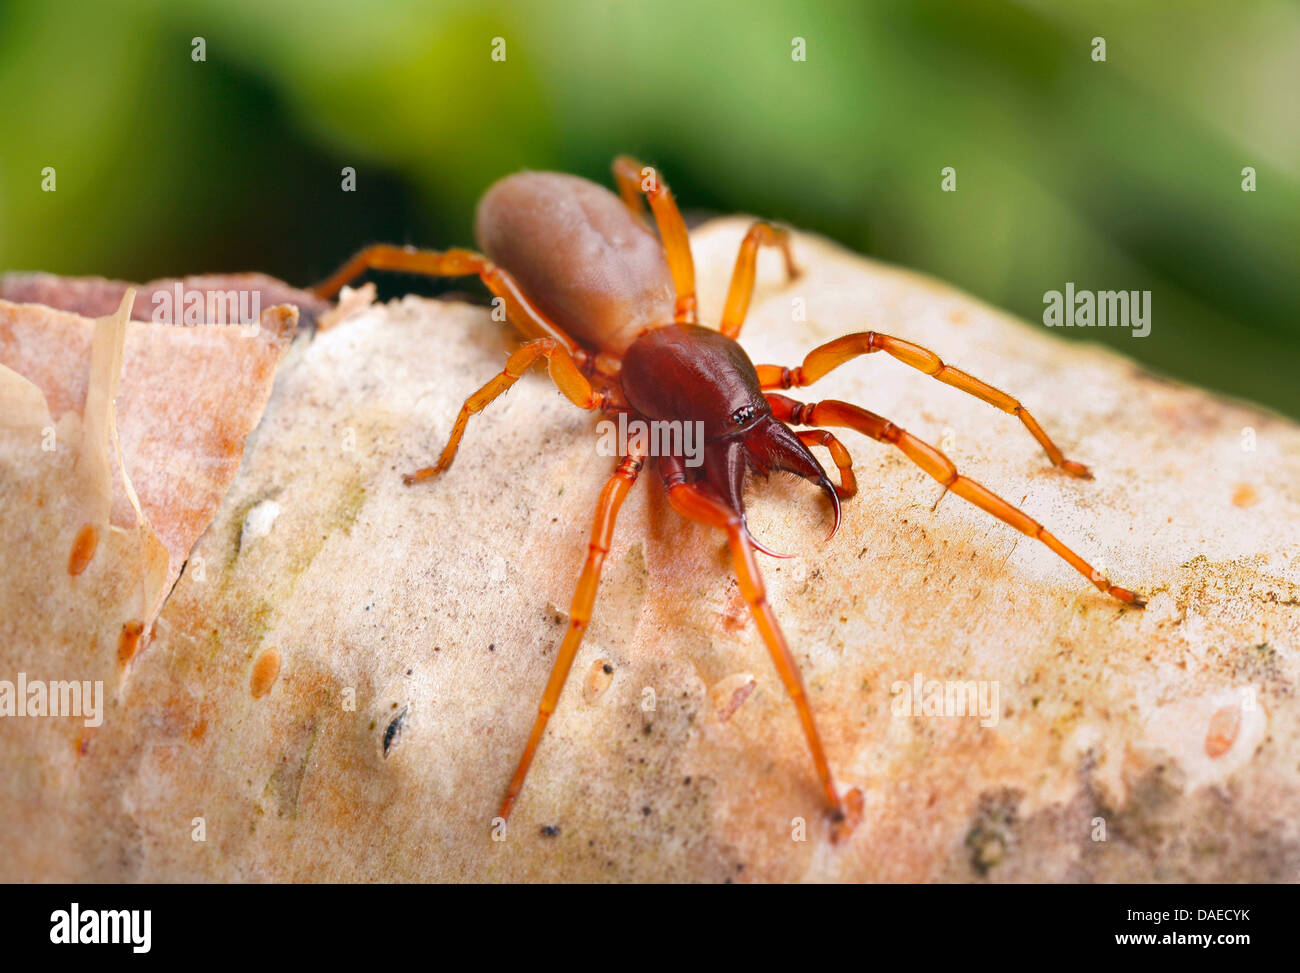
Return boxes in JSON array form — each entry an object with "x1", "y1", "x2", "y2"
[{"x1": 475, "y1": 171, "x2": 676, "y2": 355}]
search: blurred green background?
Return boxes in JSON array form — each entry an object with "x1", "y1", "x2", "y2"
[{"x1": 2, "y1": 0, "x2": 1297, "y2": 415}]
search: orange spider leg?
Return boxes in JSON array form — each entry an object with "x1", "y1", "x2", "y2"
[
  {"x1": 611, "y1": 156, "x2": 697, "y2": 324},
  {"x1": 499, "y1": 449, "x2": 647, "y2": 820},
  {"x1": 768, "y1": 394, "x2": 1144, "y2": 606},
  {"x1": 756, "y1": 332, "x2": 1092, "y2": 477},
  {"x1": 719, "y1": 222, "x2": 800, "y2": 339},
  {"x1": 796, "y1": 429, "x2": 857, "y2": 500},
  {"x1": 405, "y1": 338, "x2": 609, "y2": 484},
  {"x1": 661, "y1": 459, "x2": 845, "y2": 817},
  {"x1": 312, "y1": 244, "x2": 582, "y2": 354}
]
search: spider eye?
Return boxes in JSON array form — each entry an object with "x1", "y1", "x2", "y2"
[{"x1": 731, "y1": 405, "x2": 757, "y2": 427}]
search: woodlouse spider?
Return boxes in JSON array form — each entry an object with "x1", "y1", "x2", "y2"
[{"x1": 314, "y1": 156, "x2": 1145, "y2": 829}]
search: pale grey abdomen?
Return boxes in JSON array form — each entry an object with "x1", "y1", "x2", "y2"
[{"x1": 475, "y1": 171, "x2": 675, "y2": 354}]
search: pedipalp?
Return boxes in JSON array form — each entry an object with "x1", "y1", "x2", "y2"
[{"x1": 795, "y1": 428, "x2": 857, "y2": 500}]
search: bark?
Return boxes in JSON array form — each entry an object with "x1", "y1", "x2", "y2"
[{"x1": 1, "y1": 219, "x2": 1298, "y2": 881}]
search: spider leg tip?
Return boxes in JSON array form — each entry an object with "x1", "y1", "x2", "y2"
[
  {"x1": 829, "y1": 786, "x2": 865, "y2": 844},
  {"x1": 1113, "y1": 586, "x2": 1147, "y2": 608},
  {"x1": 403, "y1": 464, "x2": 447, "y2": 485}
]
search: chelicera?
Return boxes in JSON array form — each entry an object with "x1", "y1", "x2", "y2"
[{"x1": 314, "y1": 156, "x2": 1145, "y2": 827}]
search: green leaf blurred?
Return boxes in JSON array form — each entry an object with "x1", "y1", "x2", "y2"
[{"x1": 2, "y1": 0, "x2": 1296, "y2": 415}]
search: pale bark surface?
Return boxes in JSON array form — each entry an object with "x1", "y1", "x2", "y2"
[{"x1": 2, "y1": 220, "x2": 1297, "y2": 881}]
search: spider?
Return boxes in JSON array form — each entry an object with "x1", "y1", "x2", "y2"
[{"x1": 314, "y1": 156, "x2": 1144, "y2": 827}]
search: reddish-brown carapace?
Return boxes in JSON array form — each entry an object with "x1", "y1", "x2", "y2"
[{"x1": 314, "y1": 156, "x2": 1145, "y2": 829}]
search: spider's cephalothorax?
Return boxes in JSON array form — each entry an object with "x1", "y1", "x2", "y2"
[
  {"x1": 620, "y1": 323, "x2": 841, "y2": 548},
  {"x1": 314, "y1": 156, "x2": 1145, "y2": 834}
]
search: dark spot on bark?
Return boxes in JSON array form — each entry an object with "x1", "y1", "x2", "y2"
[
  {"x1": 965, "y1": 789, "x2": 1021, "y2": 877},
  {"x1": 383, "y1": 706, "x2": 408, "y2": 758}
]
